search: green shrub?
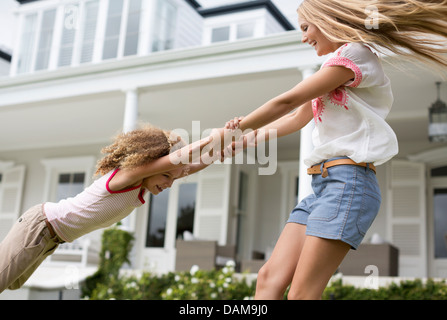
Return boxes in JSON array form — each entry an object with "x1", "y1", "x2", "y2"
[
  {"x1": 82, "y1": 228, "x2": 447, "y2": 300},
  {"x1": 86, "y1": 261, "x2": 256, "y2": 300},
  {"x1": 81, "y1": 225, "x2": 135, "y2": 298},
  {"x1": 322, "y1": 278, "x2": 447, "y2": 300}
]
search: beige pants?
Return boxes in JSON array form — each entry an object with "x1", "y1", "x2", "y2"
[{"x1": 0, "y1": 204, "x2": 64, "y2": 293}]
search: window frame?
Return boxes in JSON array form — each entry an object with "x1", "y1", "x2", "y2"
[{"x1": 41, "y1": 156, "x2": 96, "y2": 202}]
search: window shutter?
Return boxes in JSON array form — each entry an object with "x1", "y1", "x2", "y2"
[
  {"x1": 387, "y1": 160, "x2": 427, "y2": 277},
  {"x1": 194, "y1": 164, "x2": 230, "y2": 245},
  {"x1": 0, "y1": 165, "x2": 26, "y2": 242}
]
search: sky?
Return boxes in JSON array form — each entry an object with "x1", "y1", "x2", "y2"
[{"x1": 0, "y1": 0, "x2": 303, "y2": 53}]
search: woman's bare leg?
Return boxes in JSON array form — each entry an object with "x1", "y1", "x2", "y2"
[
  {"x1": 254, "y1": 223, "x2": 306, "y2": 300},
  {"x1": 287, "y1": 236, "x2": 351, "y2": 300}
]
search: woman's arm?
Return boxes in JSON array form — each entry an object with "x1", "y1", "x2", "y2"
[
  {"x1": 224, "y1": 101, "x2": 313, "y2": 157},
  {"x1": 238, "y1": 66, "x2": 354, "y2": 131},
  {"x1": 257, "y1": 101, "x2": 313, "y2": 143}
]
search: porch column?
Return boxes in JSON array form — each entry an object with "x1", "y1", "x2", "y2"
[
  {"x1": 298, "y1": 67, "x2": 317, "y2": 202},
  {"x1": 123, "y1": 88, "x2": 139, "y2": 133},
  {"x1": 121, "y1": 88, "x2": 140, "y2": 233}
]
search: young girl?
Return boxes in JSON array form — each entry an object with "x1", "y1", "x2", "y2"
[
  {"x1": 226, "y1": 0, "x2": 447, "y2": 300},
  {"x1": 0, "y1": 124, "x2": 216, "y2": 293}
]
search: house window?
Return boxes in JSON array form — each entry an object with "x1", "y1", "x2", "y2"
[
  {"x1": 41, "y1": 156, "x2": 95, "y2": 202},
  {"x1": 58, "y1": 4, "x2": 79, "y2": 67},
  {"x1": 152, "y1": 0, "x2": 177, "y2": 52},
  {"x1": 124, "y1": 0, "x2": 142, "y2": 56},
  {"x1": 175, "y1": 183, "x2": 197, "y2": 240},
  {"x1": 103, "y1": 0, "x2": 124, "y2": 60},
  {"x1": 236, "y1": 22, "x2": 255, "y2": 39},
  {"x1": 209, "y1": 21, "x2": 257, "y2": 44},
  {"x1": 56, "y1": 173, "x2": 85, "y2": 201},
  {"x1": 211, "y1": 26, "x2": 230, "y2": 43},
  {"x1": 80, "y1": 0, "x2": 100, "y2": 64},
  {"x1": 145, "y1": 182, "x2": 197, "y2": 248},
  {"x1": 146, "y1": 190, "x2": 170, "y2": 248},
  {"x1": 35, "y1": 9, "x2": 56, "y2": 71},
  {"x1": 17, "y1": 13, "x2": 37, "y2": 74}
]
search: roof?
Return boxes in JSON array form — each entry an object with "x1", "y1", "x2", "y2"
[
  {"x1": 198, "y1": 0, "x2": 295, "y2": 31},
  {"x1": 0, "y1": 50, "x2": 11, "y2": 63}
]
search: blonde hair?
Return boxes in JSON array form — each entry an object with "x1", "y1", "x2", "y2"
[
  {"x1": 298, "y1": 0, "x2": 447, "y2": 69},
  {"x1": 95, "y1": 124, "x2": 184, "y2": 176}
]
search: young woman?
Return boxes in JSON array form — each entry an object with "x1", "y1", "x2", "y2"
[
  {"x1": 226, "y1": 0, "x2": 447, "y2": 299},
  {"x1": 0, "y1": 124, "x2": 217, "y2": 293}
]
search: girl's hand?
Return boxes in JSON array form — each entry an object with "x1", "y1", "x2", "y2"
[
  {"x1": 225, "y1": 116, "x2": 244, "y2": 130},
  {"x1": 169, "y1": 136, "x2": 214, "y2": 164},
  {"x1": 220, "y1": 129, "x2": 258, "y2": 161}
]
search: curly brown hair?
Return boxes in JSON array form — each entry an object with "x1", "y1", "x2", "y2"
[{"x1": 95, "y1": 124, "x2": 184, "y2": 176}]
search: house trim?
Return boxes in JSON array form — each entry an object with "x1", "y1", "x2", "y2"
[
  {"x1": 0, "y1": 50, "x2": 12, "y2": 63},
  {"x1": 1, "y1": 31, "x2": 322, "y2": 108},
  {"x1": 198, "y1": 0, "x2": 295, "y2": 31}
]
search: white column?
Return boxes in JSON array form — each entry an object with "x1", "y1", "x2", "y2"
[
  {"x1": 123, "y1": 88, "x2": 139, "y2": 133},
  {"x1": 121, "y1": 88, "x2": 139, "y2": 233},
  {"x1": 298, "y1": 67, "x2": 317, "y2": 202}
]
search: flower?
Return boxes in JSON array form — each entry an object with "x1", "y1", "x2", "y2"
[
  {"x1": 190, "y1": 265, "x2": 199, "y2": 276},
  {"x1": 226, "y1": 260, "x2": 236, "y2": 268}
]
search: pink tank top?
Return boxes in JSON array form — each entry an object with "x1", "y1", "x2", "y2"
[{"x1": 44, "y1": 168, "x2": 146, "y2": 242}]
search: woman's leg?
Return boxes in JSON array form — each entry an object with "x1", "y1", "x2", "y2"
[
  {"x1": 254, "y1": 223, "x2": 307, "y2": 300},
  {"x1": 287, "y1": 235, "x2": 351, "y2": 300}
]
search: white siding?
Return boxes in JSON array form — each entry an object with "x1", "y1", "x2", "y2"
[{"x1": 173, "y1": 0, "x2": 203, "y2": 49}]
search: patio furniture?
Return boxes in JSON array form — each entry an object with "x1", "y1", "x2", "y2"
[
  {"x1": 175, "y1": 240, "x2": 217, "y2": 271},
  {"x1": 338, "y1": 243, "x2": 399, "y2": 276}
]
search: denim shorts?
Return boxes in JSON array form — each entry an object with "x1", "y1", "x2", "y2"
[{"x1": 287, "y1": 157, "x2": 381, "y2": 249}]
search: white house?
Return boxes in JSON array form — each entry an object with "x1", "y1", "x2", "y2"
[{"x1": 0, "y1": 0, "x2": 446, "y2": 299}]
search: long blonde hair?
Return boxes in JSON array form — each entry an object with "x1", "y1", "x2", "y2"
[{"x1": 298, "y1": 0, "x2": 447, "y2": 69}]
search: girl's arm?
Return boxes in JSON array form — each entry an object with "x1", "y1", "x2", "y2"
[
  {"x1": 112, "y1": 135, "x2": 214, "y2": 189},
  {"x1": 237, "y1": 66, "x2": 354, "y2": 131}
]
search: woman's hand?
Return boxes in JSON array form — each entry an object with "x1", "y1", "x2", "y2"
[{"x1": 225, "y1": 116, "x2": 244, "y2": 130}]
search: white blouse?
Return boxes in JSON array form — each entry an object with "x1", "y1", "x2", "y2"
[{"x1": 305, "y1": 42, "x2": 398, "y2": 167}]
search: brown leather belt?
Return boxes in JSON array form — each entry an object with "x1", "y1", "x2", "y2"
[
  {"x1": 44, "y1": 219, "x2": 65, "y2": 243},
  {"x1": 307, "y1": 159, "x2": 376, "y2": 178},
  {"x1": 44, "y1": 219, "x2": 57, "y2": 238}
]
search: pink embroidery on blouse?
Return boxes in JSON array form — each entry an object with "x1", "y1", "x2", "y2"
[
  {"x1": 312, "y1": 97, "x2": 325, "y2": 123},
  {"x1": 329, "y1": 87, "x2": 349, "y2": 109},
  {"x1": 312, "y1": 88, "x2": 349, "y2": 123},
  {"x1": 323, "y1": 57, "x2": 363, "y2": 88}
]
